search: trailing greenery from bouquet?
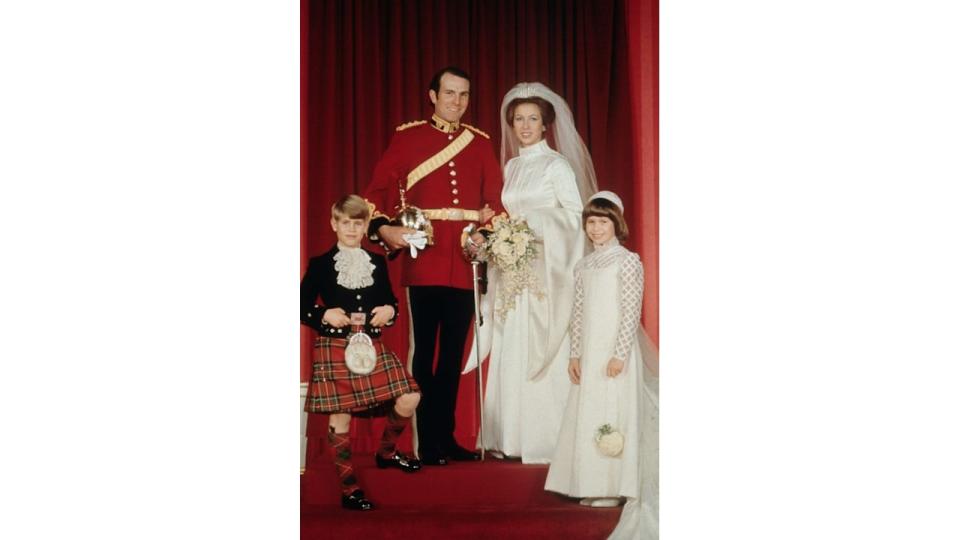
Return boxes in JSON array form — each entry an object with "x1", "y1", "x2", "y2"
[{"x1": 482, "y1": 215, "x2": 543, "y2": 320}]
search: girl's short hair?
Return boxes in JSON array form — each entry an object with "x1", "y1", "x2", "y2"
[
  {"x1": 582, "y1": 197, "x2": 629, "y2": 240},
  {"x1": 331, "y1": 194, "x2": 370, "y2": 221}
]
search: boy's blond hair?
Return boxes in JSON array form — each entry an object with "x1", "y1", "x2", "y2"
[{"x1": 331, "y1": 194, "x2": 371, "y2": 221}]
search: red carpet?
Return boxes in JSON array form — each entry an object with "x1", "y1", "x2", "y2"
[{"x1": 301, "y1": 454, "x2": 622, "y2": 539}]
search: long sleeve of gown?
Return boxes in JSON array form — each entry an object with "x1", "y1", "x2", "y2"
[
  {"x1": 613, "y1": 253, "x2": 644, "y2": 362},
  {"x1": 569, "y1": 266, "x2": 584, "y2": 358},
  {"x1": 515, "y1": 154, "x2": 587, "y2": 379},
  {"x1": 520, "y1": 159, "x2": 581, "y2": 236},
  {"x1": 549, "y1": 159, "x2": 583, "y2": 213}
]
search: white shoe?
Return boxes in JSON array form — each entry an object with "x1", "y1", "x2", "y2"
[
  {"x1": 589, "y1": 497, "x2": 622, "y2": 508},
  {"x1": 579, "y1": 498, "x2": 596, "y2": 506},
  {"x1": 487, "y1": 450, "x2": 506, "y2": 459}
]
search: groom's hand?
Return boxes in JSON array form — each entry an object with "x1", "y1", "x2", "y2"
[{"x1": 377, "y1": 224, "x2": 415, "y2": 251}]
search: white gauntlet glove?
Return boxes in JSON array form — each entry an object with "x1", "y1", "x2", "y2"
[{"x1": 402, "y1": 231, "x2": 428, "y2": 259}]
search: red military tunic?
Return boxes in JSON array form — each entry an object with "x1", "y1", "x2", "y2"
[{"x1": 364, "y1": 120, "x2": 505, "y2": 291}]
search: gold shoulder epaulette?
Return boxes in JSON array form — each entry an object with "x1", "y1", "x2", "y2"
[
  {"x1": 363, "y1": 198, "x2": 388, "y2": 220},
  {"x1": 462, "y1": 123, "x2": 490, "y2": 139},
  {"x1": 396, "y1": 120, "x2": 427, "y2": 132}
]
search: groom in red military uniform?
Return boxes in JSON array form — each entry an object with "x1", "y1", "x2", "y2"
[{"x1": 364, "y1": 66, "x2": 504, "y2": 465}]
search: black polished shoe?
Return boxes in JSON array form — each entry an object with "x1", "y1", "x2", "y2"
[
  {"x1": 341, "y1": 489, "x2": 374, "y2": 511},
  {"x1": 375, "y1": 452, "x2": 422, "y2": 473},
  {"x1": 446, "y1": 444, "x2": 481, "y2": 461},
  {"x1": 418, "y1": 453, "x2": 448, "y2": 466}
]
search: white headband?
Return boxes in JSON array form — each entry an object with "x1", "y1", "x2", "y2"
[{"x1": 588, "y1": 190, "x2": 624, "y2": 212}]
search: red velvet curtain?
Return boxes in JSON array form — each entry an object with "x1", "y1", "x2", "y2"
[
  {"x1": 301, "y1": 0, "x2": 657, "y2": 458},
  {"x1": 626, "y1": 0, "x2": 659, "y2": 345}
]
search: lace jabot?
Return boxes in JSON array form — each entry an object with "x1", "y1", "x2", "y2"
[{"x1": 333, "y1": 244, "x2": 375, "y2": 289}]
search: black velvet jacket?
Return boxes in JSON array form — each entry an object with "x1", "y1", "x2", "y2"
[{"x1": 300, "y1": 246, "x2": 399, "y2": 338}]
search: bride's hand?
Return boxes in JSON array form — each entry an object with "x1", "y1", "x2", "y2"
[{"x1": 568, "y1": 358, "x2": 581, "y2": 385}]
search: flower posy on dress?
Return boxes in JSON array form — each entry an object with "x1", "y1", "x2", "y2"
[{"x1": 595, "y1": 423, "x2": 625, "y2": 457}]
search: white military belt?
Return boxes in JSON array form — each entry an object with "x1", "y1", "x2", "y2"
[{"x1": 422, "y1": 208, "x2": 480, "y2": 221}]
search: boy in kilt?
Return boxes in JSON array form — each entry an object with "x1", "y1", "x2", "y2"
[{"x1": 301, "y1": 194, "x2": 423, "y2": 511}]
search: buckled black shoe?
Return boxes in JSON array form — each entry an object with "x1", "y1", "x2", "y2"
[
  {"x1": 447, "y1": 444, "x2": 481, "y2": 461},
  {"x1": 341, "y1": 489, "x2": 374, "y2": 511},
  {"x1": 375, "y1": 452, "x2": 422, "y2": 473},
  {"x1": 418, "y1": 452, "x2": 448, "y2": 466}
]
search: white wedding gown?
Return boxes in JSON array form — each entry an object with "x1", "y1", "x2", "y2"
[
  {"x1": 480, "y1": 139, "x2": 586, "y2": 464},
  {"x1": 544, "y1": 240, "x2": 659, "y2": 539}
]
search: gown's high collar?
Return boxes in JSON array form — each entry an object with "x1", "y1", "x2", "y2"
[
  {"x1": 591, "y1": 236, "x2": 621, "y2": 251},
  {"x1": 518, "y1": 138, "x2": 550, "y2": 156}
]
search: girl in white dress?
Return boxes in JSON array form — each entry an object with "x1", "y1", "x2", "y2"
[
  {"x1": 545, "y1": 191, "x2": 659, "y2": 540},
  {"x1": 468, "y1": 82, "x2": 598, "y2": 463}
]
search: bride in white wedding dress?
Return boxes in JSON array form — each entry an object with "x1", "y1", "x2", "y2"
[{"x1": 467, "y1": 82, "x2": 597, "y2": 464}]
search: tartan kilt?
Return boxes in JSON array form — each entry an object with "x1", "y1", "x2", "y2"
[{"x1": 305, "y1": 335, "x2": 419, "y2": 414}]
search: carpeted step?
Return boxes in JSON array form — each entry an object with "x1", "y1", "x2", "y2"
[
  {"x1": 301, "y1": 502, "x2": 621, "y2": 539},
  {"x1": 301, "y1": 454, "x2": 623, "y2": 538},
  {"x1": 302, "y1": 453, "x2": 560, "y2": 506}
]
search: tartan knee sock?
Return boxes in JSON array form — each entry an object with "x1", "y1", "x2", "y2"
[
  {"x1": 327, "y1": 427, "x2": 359, "y2": 496},
  {"x1": 377, "y1": 407, "x2": 411, "y2": 458}
]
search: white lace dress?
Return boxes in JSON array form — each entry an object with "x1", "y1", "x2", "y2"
[
  {"x1": 545, "y1": 240, "x2": 658, "y2": 536},
  {"x1": 480, "y1": 139, "x2": 586, "y2": 463}
]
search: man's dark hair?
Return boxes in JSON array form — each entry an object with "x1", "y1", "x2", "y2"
[{"x1": 429, "y1": 66, "x2": 471, "y2": 93}]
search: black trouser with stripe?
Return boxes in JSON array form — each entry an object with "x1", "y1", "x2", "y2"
[{"x1": 408, "y1": 285, "x2": 475, "y2": 458}]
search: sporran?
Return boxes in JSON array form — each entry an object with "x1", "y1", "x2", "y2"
[{"x1": 344, "y1": 332, "x2": 377, "y2": 375}]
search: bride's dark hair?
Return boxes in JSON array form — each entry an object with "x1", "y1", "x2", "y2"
[{"x1": 505, "y1": 97, "x2": 556, "y2": 127}]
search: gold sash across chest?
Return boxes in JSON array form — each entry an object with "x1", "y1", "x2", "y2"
[{"x1": 406, "y1": 129, "x2": 475, "y2": 190}]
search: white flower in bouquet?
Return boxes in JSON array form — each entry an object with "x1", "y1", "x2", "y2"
[
  {"x1": 595, "y1": 423, "x2": 624, "y2": 457},
  {"x1": 482, "y1": 215, "x2": 543, "y2": 320},
  {"x1": 493, "y1": 240, "x2": 513, "y2": 259},
  {"x1": 511, "y1": 234, "x2": 528, "y2": 254}
]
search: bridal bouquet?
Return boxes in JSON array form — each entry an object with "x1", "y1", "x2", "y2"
[{"x1": 481, "y1": 215, "x2": 543, "y2": 320}]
